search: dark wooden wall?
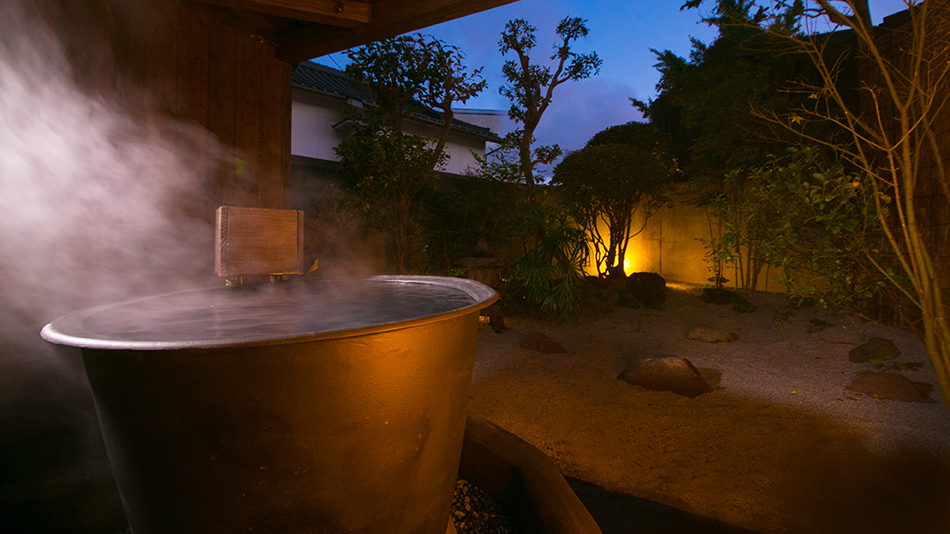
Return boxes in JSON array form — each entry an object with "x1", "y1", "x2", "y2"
[
  {"x1": 42, "y1": 0, "x2": 293, "y2": 215},
  {"x1": 860, "y1": 6, "x2": 950, "y2": 328}
]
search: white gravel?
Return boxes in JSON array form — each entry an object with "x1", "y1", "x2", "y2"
[
  {"x1": 624, "y1": 282, "x2": 950, "y2": 455},
  {"x1": 480, "y1": 281, "x2": 950, "y2": 456}
]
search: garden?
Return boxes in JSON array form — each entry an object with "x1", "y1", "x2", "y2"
[
  {"x1": 306, "y1": 2, "x2": 950, "y2": 531},
  {"x1": 313, "y1": 0, "x2": 950, "y2": 410}
]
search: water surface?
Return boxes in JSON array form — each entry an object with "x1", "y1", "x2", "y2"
[{"x1": 46, "y1": 278, "x2": 479, "y2": 347}]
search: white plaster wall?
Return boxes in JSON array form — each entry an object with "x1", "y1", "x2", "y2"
[
  {"x1": 290, "y1": 87, "x2": 349, "y2": 161},
  {"x1": 452, "y1": 109, "x2": 516, "y2": 137},
  {"x1": 291, "y1": 87, "x2": 490, "y2": 174},
  {"x1": 440, "y1": 133, "x2": 483, "y2": 175},
  {"x1": 401, "y1": 121, "x2": 486, "y2": 175}
]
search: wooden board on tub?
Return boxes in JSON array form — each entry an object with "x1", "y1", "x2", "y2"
[{"x1": 215, "y1": 206, "x2": 304, "y2": 277}]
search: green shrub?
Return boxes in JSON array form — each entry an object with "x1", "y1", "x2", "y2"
[{"x1": 505, "y1": 203, "x2": 588, "y2": 319}]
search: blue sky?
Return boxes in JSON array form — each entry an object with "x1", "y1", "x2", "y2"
[{"x1": 315, "y1": 0, "x2": 913, "y2": 154}]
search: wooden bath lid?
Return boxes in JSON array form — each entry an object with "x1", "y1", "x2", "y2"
[{"x1": 215, "y1": 206, "x2": 305, "y2": 277}]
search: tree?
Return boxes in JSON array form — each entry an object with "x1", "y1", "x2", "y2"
[
  {"x1": 780, "y1": 0, "x2": 950, "y2": 410},
  {"x1": 553, "y1": 122, "x2": 673, "y2": 277},
  {"x1": 482, "y1": 17, "x2": 600, "y2": 317},
  {"x1": 346, "y1": 34, "x2": 486, "y2": 156},
  {"x1": 498, "y1": 17, "x2": 602, "y2": 193},
  {"x1": 690, "y1": 0, "x2": 950, "y2": 410},
  {"x1": 337, "y1": 34, "x2": 485, "y2": 273},
  {"x1": 334, "y1": 128, "x2": 447, "y2": 273},
  {"x1": 636, "y1": 0, "x2": 838, "y2": 290}
]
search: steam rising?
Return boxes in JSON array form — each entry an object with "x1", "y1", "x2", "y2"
[
  {"x1": 0, "y1": 0, "x2": 225, "y2": 485},
  {"x1": 1, "y1": 2, "x2": 224, "y2": 348}
]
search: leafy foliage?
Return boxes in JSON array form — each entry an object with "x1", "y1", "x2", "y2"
[
  {"x1": 419, "y1": 154, "x2": 524, "y2": 272},
  {"x1": 334, "y1": 126, "x2": 447, "y2": 273},
  {"x1": 727, "y1": 147, "x2": 889, "y2": 310},
  {"x1": 636, "y1": 0, "x2": 851, "y2": 289},
  {"x1": 505, "y1": 200, "x2": 589, "y2": 319},
  {"x1": 553, "y1": 138, "x2": 671, "y2": 277},
  {"x1": 336, "y1": 34, "x2": 484, "y2": 273}
]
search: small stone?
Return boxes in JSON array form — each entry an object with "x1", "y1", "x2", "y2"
[
  {"x1": 686, "y1": 327, "x2": 739, "y2": 343},
  {"x1": 850, "y1": 373, "x2": 926, "y2": 402},
  {"x1": 849, "y1": 337, "x2": 901, "y2": 363},
  {"x1": 520, "y1": 333, "x2": 566, "y2": 353}
]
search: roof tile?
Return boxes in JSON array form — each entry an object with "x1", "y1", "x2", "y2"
[{"x1": 293, "y1": 61, "x2": 500, "y2": 141}]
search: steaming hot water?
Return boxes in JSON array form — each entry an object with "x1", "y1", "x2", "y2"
[
  {"x1": 42, "y1": 278, "x2": 477, "y2": 348},
  {"x1": 40, "y1": 276, "x2": 497, "y2": 534}
]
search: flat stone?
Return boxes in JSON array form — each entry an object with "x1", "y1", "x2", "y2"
[
  {"x1": 850, "y1": 373, "x2": 925, "y2": 402},
  {"x1": 520, "y1": 333, "x2": 566, "y2": 353},
  {"x1": 699, "y1": 288, "x2": 740, "y2": 305},
  {"x1": 849, "y1": 337, "x2": 900, "y2": 363},
  {"x1": 619, "y1": 356, "x2": 714, "y2": 398},
  {"x1": 818, "y1": 325, "x2": 865, "y2": 345},
  {"x1": 686, "y1": 328, "x2": 739, "y2": 343}
]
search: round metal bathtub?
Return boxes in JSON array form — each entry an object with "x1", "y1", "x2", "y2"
[{"x1": 41, "y1": 276, "x2": 498, "y2": 534}]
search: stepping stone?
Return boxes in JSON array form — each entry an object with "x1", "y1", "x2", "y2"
[
  {"x1": 849, "y1": 337, "x2": 900, "y2": 363},
  {"x1": 818, "y1": 325, "x2": 865, "y2": 345},
  {"x1": 850, "y1": 373, "x2": 926, "y2": 402},
  {"x1": 520, "y1": 333, "x2": 566, "y2": 353},
  {"x1": 686, "y1": 327, "x2": 739, "y2": 343},
  {"x1": 619, "y1": 356, "x2": 714, "y2": 398}
]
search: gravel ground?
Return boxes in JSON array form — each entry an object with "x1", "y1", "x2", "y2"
[{"x1": 468, "y1": 281, "x2": 950, "y2": 534}]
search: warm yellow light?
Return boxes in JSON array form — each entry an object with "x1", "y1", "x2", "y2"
[
  {"x1": 621, "y1": 238, "x2": 653, "y2": 275},
  {"x1": 579, "y1": 216, "x2": 661, "y2": 276}
]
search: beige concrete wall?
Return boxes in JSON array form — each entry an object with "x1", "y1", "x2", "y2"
[{"x1": 586, "y1": 201, "x2": 786, "y2": 293}]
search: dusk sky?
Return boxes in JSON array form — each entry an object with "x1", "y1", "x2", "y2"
[{"x1": 315, "y1": 0, "x2": 913, "y2": 156}]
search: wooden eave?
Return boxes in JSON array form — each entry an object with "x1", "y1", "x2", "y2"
[{"x1": 188, "y1": 0, "x2": 519, "y2": 64}]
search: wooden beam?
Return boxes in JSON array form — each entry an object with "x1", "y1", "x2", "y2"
[
  {"x1": 191, "y1": 0, "x2": 371, "y2": 27},
  {"x1": 274, "y1": 0, "x2": 519, "y2": 64}
]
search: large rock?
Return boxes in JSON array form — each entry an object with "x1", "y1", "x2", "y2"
[
  {"x1": 625, "y1": 272, "x2": 666, "y2": 309},
  {"x1": 520, "y1": 333, "x2": 566, "y2": 353},
  {"x1": 686, "y1": 327, "x2": 739, "y2": 343},
  {"x1": 849, "y1": 337, "x2": 900, "y2": 363},
  {"x1": 850, "y1": 373, "x2": 926, "y2": 402},
  {"x1": 619, "y1": 356, "x2": 714, "y2": 398}
]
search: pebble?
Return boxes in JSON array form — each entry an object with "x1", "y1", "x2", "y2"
[{"x1": 450, "y1": 479, "x2": 519, "y2": 534}]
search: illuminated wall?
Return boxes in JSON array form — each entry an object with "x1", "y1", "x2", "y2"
[{"x1": 586, "y1": 202, "x2": 785, "y2": 293}]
